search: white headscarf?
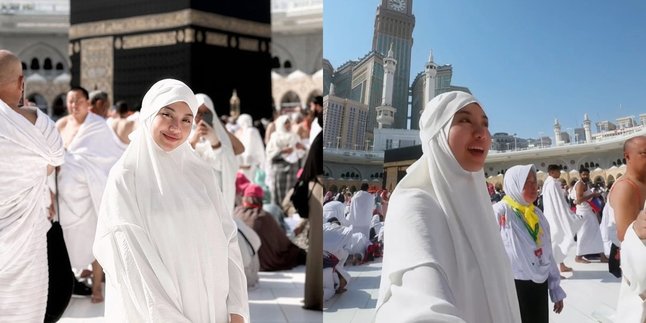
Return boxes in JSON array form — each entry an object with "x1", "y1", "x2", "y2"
[
  {"x1": 235, "y1": 113, "x2": 265, "y2": 168},
  {"x1": 503, "y1": 164, "x2": 535, "y2": 205},
  {"x1": 195, "y1": 93, "x2": 239, "y2": 215},
  {"x1": 266, "y1": 115, "x2": 301, "y2": 162},
  {"x1": 378, "y1": 91, "x2": 520, "y2": 322},
  {"x1": 94, "y1": 79, "x2": 249, "y2": 322}
]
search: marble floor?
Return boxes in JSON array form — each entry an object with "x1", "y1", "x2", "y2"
[
  {"x1": 324, "y1": 251, "x2": 622, "y2": 323},
  {"x1": 60, "y1": 265, "x2": 323, "y2": 323}
]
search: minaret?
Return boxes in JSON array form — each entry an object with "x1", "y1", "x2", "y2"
[
  {"x1": 381, "y1": 43, "x2": 396, "y2": 107},
  {"x1": 553, "y1": 118, "x2": 562, "y2": 146},
  {"x1": 376, "y1": 43, "x2": 397, "y2": 128},
  {"x1": 329, "y1": 83, "x2": 336, "y2": 96},
  {"x1": 583, "y1": 113, "x2": 592, "y2": 143},
  {"x1": 424, "y1": 49, "x2": 437, "y2": 105}
]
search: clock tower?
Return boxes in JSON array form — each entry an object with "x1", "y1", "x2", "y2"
[{"x1": 372, "y1": 0, "x2": 414, "y2": 129}]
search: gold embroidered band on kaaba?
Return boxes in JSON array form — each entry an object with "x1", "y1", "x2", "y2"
[{"x1": 69, "y1": 9, "x2": 271, "y2": 40}]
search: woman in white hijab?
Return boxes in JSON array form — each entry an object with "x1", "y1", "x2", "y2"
[
  {"x1": 190, "y1": 93, "x2": 244, "y2": 214},
  {"x1": 265, "y1": 115, "x2": 305, "y2": 206},
  {"x1": 93, "y1": 79, "x2": 249, "y2": 323},
  {"x1": 492, "y1": 165, "x2": 565, "y2": 323},
  {"x1": 235, "y1": 113, "x2": 266, "y2": 181},
  {"x1": 376, "y1": 91, "x2": 521, "y2": 323}
]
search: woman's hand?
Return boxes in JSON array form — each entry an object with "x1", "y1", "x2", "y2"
[
  {"x1": 197, "y1": 121, "x2": 220, "y2": 147},
  {"x1": 553, "y1": 300, "x2": 564, "y2": 314}
]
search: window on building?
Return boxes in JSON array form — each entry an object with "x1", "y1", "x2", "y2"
[{"x1": 30, "y1": 58, "x2": 40, "y2": 70}]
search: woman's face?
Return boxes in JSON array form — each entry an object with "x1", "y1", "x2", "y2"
[
  {"x1": 522, "y1": 171, "x2": 539, "y2": 204},
  {"x1": 151, "y1": 101, "x2": 193, "y2": 151},
  {"x1": 448, "y1": 103, "x2": 491, "y2": 172},
  {"x1": 194, "y1": 104, "x2": 210, "y2": 125}
]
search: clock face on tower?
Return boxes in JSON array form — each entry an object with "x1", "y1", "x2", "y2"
[{"x1": 388, "y1": 0, "x2": 406, "y2": 12}]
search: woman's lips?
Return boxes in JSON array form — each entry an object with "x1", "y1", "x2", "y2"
[{"x1": 162, "y1": 132, "x2": 180, "y2": 141}]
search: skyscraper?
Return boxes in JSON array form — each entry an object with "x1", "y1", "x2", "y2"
[{"x1": 371, "y1": 0, "x2": 415, "y2": 129}]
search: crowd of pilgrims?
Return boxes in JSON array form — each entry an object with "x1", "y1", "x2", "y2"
[
  {"x1": 53, "y1": 87, "x2": 322, "y2": 301},
  {"x1": 1, "y1": 47, "x2": 324, "y2": 323}
]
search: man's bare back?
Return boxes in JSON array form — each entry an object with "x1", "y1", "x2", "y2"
[{"x1": 110, "y1": 117, "x2": 135, "y2": 144}]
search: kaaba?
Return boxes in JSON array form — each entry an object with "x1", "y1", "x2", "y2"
[{"x1": 69, "y1": 0, "x2": 273, "y2": 120}]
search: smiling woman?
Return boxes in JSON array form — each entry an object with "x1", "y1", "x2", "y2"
[
  {"x1": 376, "y1": 91, "x2": 521, "y2": 323},
  {"x1": 151, "y1": 103, "x2": 194, "y2": 151},
  {"x1": 93, "y1": 79, "x2": 249, "y2": 323}
]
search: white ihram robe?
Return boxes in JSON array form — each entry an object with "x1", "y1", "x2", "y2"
[
  {"x1": 0, "y1": 101, "x2": 64, "y2": 322},
  {"x1": 57, "y1": 112, "x2": 123, "y2": 271},
  {"x1": 541, "y1": 176, "x2": 582, "y2": 263},
  {"x1": 616, "y1": 224, "x2": 646, "y2": 322},
  {"x1": 93, "y1": 79, "x2": 249, "y2": 322}
]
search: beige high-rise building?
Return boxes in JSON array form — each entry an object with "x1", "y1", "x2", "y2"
[{"x1": 323, "y1": 94, "x2": 369, "y2": 150}]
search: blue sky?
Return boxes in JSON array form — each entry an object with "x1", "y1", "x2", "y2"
[{"x1": 323, "y1": 0, "x2": 646, "y2": 140}]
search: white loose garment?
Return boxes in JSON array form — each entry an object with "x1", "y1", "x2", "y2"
[
  {"x1": 193, "y1": 93, "x2": 240, "y2": 215},
  {"x1": 493, "y1": 165, "x2": 566, "y2": 303},
  {"x1": 323, "y1": 201, "x2": 351, "y2": 227},
  {"x1": 0, "y1": 101, "x2": 64, "y2": 322},
  {"x1": 376, "y1": 91, "x2": 521, "y2": 323},
  {"x1": 193, "y1": 93, "x2": 260, "y2": 288},
  {"x1": 235, "y1": 114, "x2": 265, "y2": 180},
  {"x1": 570, "y1": 181, "x2": 604, "y2": 255},
  {"x1": 615, "y1": 224, "x2": 646, "y2": 323},
  {"x1": 93, "y1": 79, "x2": 249, "y2": 323},
  {"x1": 57, "y1": 112, "x2": 123, "y2": 270},
  {"x1": 347, "y1": 190, "x2": 374, "y2": 237},
  {"x1": 541, "y1": 176, "x2": 582, "y2": 263}
]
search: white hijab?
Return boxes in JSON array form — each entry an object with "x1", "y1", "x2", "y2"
[
  {"x1": 235, "y1": 113, "x2": 265, "y2": 168},
  {"x1": 378, "y1": 91, "x2": 520, "y2": 322},
  {"x1": 266, "y1": 115, "x2": 300, "y2": 161},
  {"x1": 503, "y1": 164, "x2": 535, "y2": 205},
  {"x1": 94, "y1": 79, "x2": 248, "y2": 322},
  {"x1": 195, "y1": 93, "x2": 239, "y2": 215}
]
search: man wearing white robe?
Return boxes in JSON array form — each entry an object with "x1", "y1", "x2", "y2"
[
  {"x1": 0, "y1": 49, "x2": 65, "y2": 321},
  {"x1": 347, "y1": 183, "x2": 374, "y2": 237},
  {"x1": 55, "y1": 87, "x2": 124, "y2": 302},
  {"x1": 570, "y1": 168, "x2": 608, "y2": 263},
  {"x1": 606, "y1": 136, "x2": 646, "y2": 322},
  {"x1": 541, "y1": 164, "x2": 582, "y2": 272}
]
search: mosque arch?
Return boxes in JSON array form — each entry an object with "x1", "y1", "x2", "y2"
[
  {"x1": 43, "y1": 58, "x2": 53, "y2": 70},
  {"x1": 30, "y1": 58, "x2": 40, "y2": 70},
  {"x1": 271, "y1": 56, "x2": 281, "y2": 69},
  {"x1": 617, "y1": 173, "x2": 623, "y2": 179},
  {"x1": 323, "y1": 165, "x2": 334, "y2": 178},
  {"x1": 593, "y1": 176, "x2": 604, "y2": 186},
  {"x1": 18, "y1": 42, "x2": 68, "y2": 74},
  {"x1": 279, "y1": 90, "x2": 302, "y2": 111},
  {"x1": 606, "y1": 174, "x2": 615, "y2": 183},
  {"x1": 51, "y1": 93, "x2": 67, "y2": 121},
  {"x1": 340, "y1": 167, "x2": 362, "y2": 180}
]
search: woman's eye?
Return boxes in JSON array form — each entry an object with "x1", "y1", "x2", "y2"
[
  {"x1": 161, "y1": 112, "x2": 171, "y2": 117},
  {"x1": 183, "y1": 119, "x2": 192, "y2": 124}
]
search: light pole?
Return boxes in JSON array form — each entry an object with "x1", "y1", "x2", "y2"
[
  {"x1": 539, "y1": 131, "x2": 543, "y2": 148},
  {"x1": 513, "y1": 133, "x2": 517, "y2": 151},
  {"x1": 336, "y1": 136, "x2": 341, "y2": 149}
]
